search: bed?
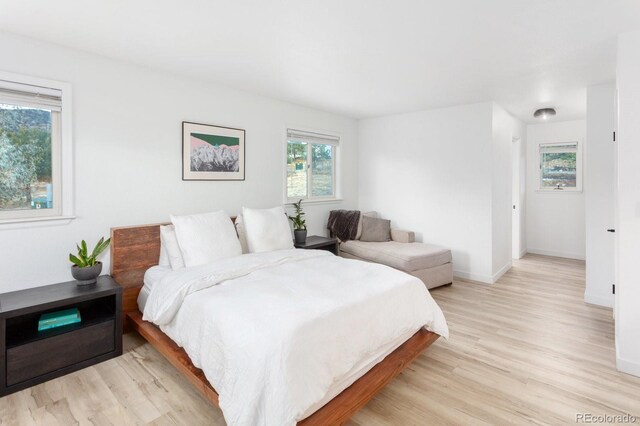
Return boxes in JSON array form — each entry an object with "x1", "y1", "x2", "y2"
[{"x1": 111, "y1": 221, "x2": 448, "y2": 425}]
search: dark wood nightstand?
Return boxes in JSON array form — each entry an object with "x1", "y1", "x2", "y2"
[
  {"x1": 0, "y1": 275, "x2": 122, "y2": 397},
  {"x1": 294, "y1": 235, "x2": 338, "y2": 255}
]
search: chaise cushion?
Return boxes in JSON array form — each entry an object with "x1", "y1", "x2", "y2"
[{"x1": 340, "y1": 240, "x2": 452, "y2": 272}]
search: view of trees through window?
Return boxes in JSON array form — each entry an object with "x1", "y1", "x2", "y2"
[
  {"x1": 287, "y1": 140, "x2": 334, "y2": 199},
  {"x1": 541, "y1": 151, "x2": 577, "y2": 188},
  {"x1": 287, "y1": 141, "x2": 307, "y2": 198},
  {"x1": 311, "y1": 144, "x2": 333, "y2": 197},
  {"x1": 0, "y1": 104, "x2": 53, "y2": 211}
]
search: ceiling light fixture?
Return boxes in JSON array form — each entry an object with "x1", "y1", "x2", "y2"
[{"x1": 533, "y1": 108, "x2": 556, "y2": 120}]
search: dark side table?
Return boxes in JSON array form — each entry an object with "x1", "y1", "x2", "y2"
[
  {"x1": 294, "y1": 235, "x2": 338, "y2": 255},
  {"x1": 0, "y1": 275, "x2": 122, "y2": 396}
]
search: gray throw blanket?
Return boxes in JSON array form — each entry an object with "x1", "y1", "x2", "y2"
[{"x1": 327, "y1": 209, "x2": 361, "y2": 242}]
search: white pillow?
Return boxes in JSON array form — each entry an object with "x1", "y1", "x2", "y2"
[
  {"x1": 234, "y1": 215, "x2": 249, "y2": 254},
  {"x1": 242, "y1": 206, "x2": 294, "y2": 253},
  {"x1": 158, "y1": 242, "x2": 170, "y2": 267},
  {"x1": 171, "y1": 210, "x2": 242, "y2": 267},
  {"x1": 160, "y1": 225, "x2": 185, "y2": 270}
]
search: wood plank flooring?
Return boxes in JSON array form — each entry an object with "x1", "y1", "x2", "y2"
[{"x1": 1, "y1": 254, "x2": 639, "y2": 425}]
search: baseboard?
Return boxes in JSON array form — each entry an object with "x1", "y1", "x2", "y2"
[
  {"x1": 492, "y1": 261, "x2": 512, "y2": 283},
  {"x1": 616, "y1": 339, "x2": 640, "y2": 378},
  {"x1": 454, "y1": 261, "x2": 512, "y2": 285},
  {"x1": 453, "y1": 269, "x2": 492, "y2": 284},
  {"x1": 526, "y1": 248, "x2": 585, "y2": 261},
  {"x1": 584, "y1": 292, "x2": 614, "y2": 308},
  {"x1": 617, "y1": 356, "x2": 640, "y2": 378},
  {"x1": 512, "y1": 249, "x2": 526, "y2": 260}
]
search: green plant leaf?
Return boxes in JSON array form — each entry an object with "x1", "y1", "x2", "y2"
[
  {"x1": 71, "y1": 237, "x2": 111, "y2": 269},
  {"x1": 90, "y1": 237, "x2": 109, "y2": 259},
  {"x1": 288, "y1": 199, "x2": 307, "y2": 230},
  {"x1": 90, "y1": 237, "x2": 104, "y2": 258},
  {"x1": 92, "y1": 237, "x2": 111, "y2": 259},
  {"x1": 75, "y1": 242, "x2": 88, "y2": 264},
  {"x1": 69, "y1": 253, "x2": 85, "y2": 267}
]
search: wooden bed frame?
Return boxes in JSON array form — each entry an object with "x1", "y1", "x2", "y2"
[{"x1": 110, "y1": 221, "x2": 439, "y2": 425}]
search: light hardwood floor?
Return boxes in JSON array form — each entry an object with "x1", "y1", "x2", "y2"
[{"x1": 1, "y1": 254, "x2": 639, "y2": 425}]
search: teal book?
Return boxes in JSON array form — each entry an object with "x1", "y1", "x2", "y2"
[{"x1": 38, "y1": 308, "x2": 81, "y2": 331}]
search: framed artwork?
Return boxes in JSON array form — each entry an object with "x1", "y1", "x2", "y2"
[{"x1": 182, "y1": 121, "x2": 245, "y2": 181}]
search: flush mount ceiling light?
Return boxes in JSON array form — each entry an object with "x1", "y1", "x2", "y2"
[{"x1": 533, "y1": 108, "x2": 556, "y2": 120}]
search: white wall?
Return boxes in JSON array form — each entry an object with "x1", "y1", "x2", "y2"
[
  {"x1": 525, "y1": 120, "x2": 586, "y2": 260},
  {"x1": 492, "y1": 104, "x2": 526, "y2": 279},
  {"x1": 615, "y1": 30, "x2": 640, "y2": 377},
  {"x1": 358, "y1": 102, "x2": 523, "y2": 283},
  {"x1": 585, "y1": 83, "x2": 616, "y2": 308},
  {"x1": 358, "y1": 102, "x2": 494, "y2": 282},
  {"x1": 0, "y1": 33, "x2": 359, "y2": 293}
]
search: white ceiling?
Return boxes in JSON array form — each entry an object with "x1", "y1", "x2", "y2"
[{"x1": 1, "y1": 1, "x2": 639, "y2": 122}]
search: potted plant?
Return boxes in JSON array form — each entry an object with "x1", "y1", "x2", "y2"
[
  {"x1": 69, "y1": 237, "x2": 111, "y2": 285},
  {"x1": 288, "y1": 199, "x2": 307, "y2": 244}
]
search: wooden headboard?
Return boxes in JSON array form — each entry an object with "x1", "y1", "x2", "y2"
[
  {"x1": 111, "y1": 223, "x2": 167, "y2": 288},
  {"x1": 111, "y1": 222, "x2": 167, "y2": 327},
  {"x1": 110, "y1": 217, "x2": 236, "y2": 327}
]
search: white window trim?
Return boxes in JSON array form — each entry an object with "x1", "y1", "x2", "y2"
[
  {"x1": 0, "y1": 71, "x2": 74, "y2": 227},
  {"x1": 284, "y1": 126, "x2": 341, "y2": 204},
  {"x1": 537, "y1": 140, "x2": 583, "y2": 193}
]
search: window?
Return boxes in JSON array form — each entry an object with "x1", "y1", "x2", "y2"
[
  {"x1": 0, "y1": 73, "x2": 72, "y2": 223},
  {"x1": 538, "y1": 141, "x2": 582, "y2": 191},
  {"x1": 286, "y1": 129, "x2": 338, "y2": 201}
]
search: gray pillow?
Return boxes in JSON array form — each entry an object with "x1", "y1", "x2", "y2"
[
  {"x1": 360, "y1": 216, "x2": 391, "y2": 242},
  {"x1": 355, "y1": 211, "x2": 378, "y2": 240}
]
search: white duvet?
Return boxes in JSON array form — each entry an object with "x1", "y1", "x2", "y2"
[{"x1": 143, "y1": 249, "x2": 448, "y2": 426}]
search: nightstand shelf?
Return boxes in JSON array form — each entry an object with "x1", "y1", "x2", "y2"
[
  {"x1": 0, "y1": 276, "x2": 122, "y2": 396},
  {"x1": 294, "y1": 235, "x2": 338, "y2": 255}
]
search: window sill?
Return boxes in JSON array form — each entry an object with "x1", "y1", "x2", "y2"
[
  {"x1": 285, "y1": 198, "x2": 344, "y2": 206},
  {"x1": 0, "y1": 215, "x2": 76, "y2": 230},
  {"x1": 535, "y1": 189, "x2": 583, "y2": 194}
]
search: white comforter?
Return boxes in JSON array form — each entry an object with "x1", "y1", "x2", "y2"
[{"x1": 143, "y1": 249, "x2": 448, "y2": 426}]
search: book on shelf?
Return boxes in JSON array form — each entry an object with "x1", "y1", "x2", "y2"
[{"x1": 38, "y1": 308, "x2": 81, "y2": 331}]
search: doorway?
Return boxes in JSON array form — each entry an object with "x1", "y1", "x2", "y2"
[{"x1": 512, "y1": 137, "x2": 524, "y2": 259}]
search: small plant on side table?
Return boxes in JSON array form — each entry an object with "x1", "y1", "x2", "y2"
[
  {"x1": 288, "y1": 199, "x2": 307, "y2": 244},
  {"x1": 69, "y1": 237, "x2": 111, "y2": 285}
]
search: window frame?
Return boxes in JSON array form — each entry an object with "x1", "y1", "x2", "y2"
[
  {"x1": 0, "y1": 71, "x2": 74, "y2": 226},
  {"x1": 537, "y1": 140, "x2": 582, "y2": 193},
  {"x1": 284, "y1": 128, "x2": 340, "y2": 204}
]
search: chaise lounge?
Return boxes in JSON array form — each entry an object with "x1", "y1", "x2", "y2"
[{"x1": 335, "y1": 212, "x2": 453, "y2": 289}]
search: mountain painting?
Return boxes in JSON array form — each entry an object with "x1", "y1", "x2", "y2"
[
  {"x1": 182, "y1": 122, "x2": 245, "y2": 180},
  {"x1": 190, "y1": 133, "x2": 240, "y2": 172}
]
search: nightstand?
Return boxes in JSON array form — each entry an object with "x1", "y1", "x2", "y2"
[
  {"x1": 0, "y1": 275, "x2": 122, "y2": 397},
  {"x1": 294, "y1": 235, "x2": 338, "y2": 255}
]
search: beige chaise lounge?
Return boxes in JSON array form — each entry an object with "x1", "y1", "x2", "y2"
[{"x1": 338, "y1": 215, "x2": 453, "y2": 290}]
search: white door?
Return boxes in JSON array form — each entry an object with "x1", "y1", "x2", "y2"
[
  {"x1": 512, "y1": 137, "x2": 522, "y2": 259},
  {"x1": 613, "y1": 88, "x2": 618, "y2": 318},
  {"x1": 585, "y1": 84, "x2": 616, "y2": 307}
]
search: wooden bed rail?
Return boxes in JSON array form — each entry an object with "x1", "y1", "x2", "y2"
[{"x1": 127, "y1": 310, "x2": 438, "y2": 425}]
